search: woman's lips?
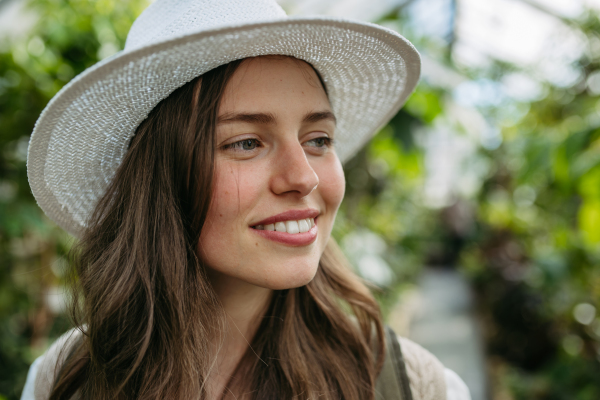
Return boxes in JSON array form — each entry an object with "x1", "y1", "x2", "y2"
[
  {"x1": 250, "y1": 218, "x2": 318, "y2": 246},
  {"x1": 251, "y1": 209, "x2": 319, "y2": 227}
]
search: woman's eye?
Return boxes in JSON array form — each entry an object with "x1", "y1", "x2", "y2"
[
  {"x1": 239, "y1": 139, "x2": 259, "y2": 150},
  {"x1": 305, "y1": 137, "x2": 333, "y2": 148},
  {"x1": 223, "y1": 138, "x2": 261, "y2": 151}
]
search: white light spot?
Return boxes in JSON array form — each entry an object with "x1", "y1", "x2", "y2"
[{"x1": 573, "y1": 303, "x2": 596, "y2": 325}]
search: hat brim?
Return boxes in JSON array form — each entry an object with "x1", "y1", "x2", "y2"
[{"x1": 27, "y1": 17, "x2": 420, "y2": 237}]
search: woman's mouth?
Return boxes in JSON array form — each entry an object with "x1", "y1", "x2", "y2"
[
  {"x1": 252, "y1": 218, "x2": 315, "y2": 234},
  {"x1": 250, "y1": 217, "x2": 318, "y2": 246}
]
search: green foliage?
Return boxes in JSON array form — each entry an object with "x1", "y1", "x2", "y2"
[
  {"x1": 0, "y1": 0, "x2": 146, "y2": 398},
  {"x1": 377, "y1": 5, "x2": 600, "y2": 399},
  {"x1": 455, "y1": 14, "x2": 600, "y2": 400}
]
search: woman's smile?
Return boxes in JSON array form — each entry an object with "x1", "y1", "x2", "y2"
[
  {"x1": 198, "y1": 56, "x2": 346, "y2": 291},
  {"x1": 250, "y1": 208, "x2": 319, "y2": 246}
]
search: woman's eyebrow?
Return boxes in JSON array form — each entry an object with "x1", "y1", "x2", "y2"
[
  {"x1": 218, "y1": 112, "x2": 276, "y2": 125},
  {"x1": 303, "y1": 110, "x2": 336, "y2": 125},
  {"x1": 217, "y1": 110, "x2": 336, "y2": 125}
]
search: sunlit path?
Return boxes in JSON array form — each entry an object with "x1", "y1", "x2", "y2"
[{"x1": 390, "y1": 268, "x2": 488, "y2": 400}]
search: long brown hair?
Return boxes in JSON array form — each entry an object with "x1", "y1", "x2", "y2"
[{"x1": 50, "y1": 57, "x2": 385, "y2": 400}]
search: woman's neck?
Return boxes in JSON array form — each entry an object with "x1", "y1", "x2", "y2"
[{"x1": 207, "y1": 272, "x2": 273, "y2": 399}]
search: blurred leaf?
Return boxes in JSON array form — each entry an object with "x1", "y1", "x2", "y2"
[
  {"x1": 578, "y1": 199, "x2": 600, "y2": 246},
  {"x1": 403, "y1": 86, "x2": 443, "y2": 124}
]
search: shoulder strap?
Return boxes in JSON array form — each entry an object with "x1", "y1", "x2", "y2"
[{"x1": 375, "y1": 326, "x2": 414, "y2": 400}]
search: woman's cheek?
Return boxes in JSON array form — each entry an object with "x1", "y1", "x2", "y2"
[
  {"x1": 209, "y1": 160, "x2": 266, "y2": 223},
  {"x1": 199, "y1": 162, "x2": 254, "y2": 264},
  {"x1": 318, "y1": 155, "x2": 346, "y2": 210}
]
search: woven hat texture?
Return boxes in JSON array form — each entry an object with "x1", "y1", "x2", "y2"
[{"x1": 27, "y1": 0, "x2": 421, "y2": 237}]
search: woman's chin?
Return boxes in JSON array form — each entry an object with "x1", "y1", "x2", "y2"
[
  {"x1": 251, "y1": 261, "x2": 320, "y2": 291},
  {"x1": 265, "y1": 272, "x2": 318, "y2": 290},
  {"x1": 206, "y1": 258, "x2": 320, "y2": 292}
]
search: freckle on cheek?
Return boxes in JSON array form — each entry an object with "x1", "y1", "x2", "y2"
[{"x1": 219, "y1": 214, "x2": 223, "y2": 217}]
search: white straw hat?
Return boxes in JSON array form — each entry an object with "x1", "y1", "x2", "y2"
[{"x1": 27, "y1": 0, "x2": 421, "y2": 237}]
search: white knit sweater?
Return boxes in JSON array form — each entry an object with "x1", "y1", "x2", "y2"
[{"x1": 21, "y1": 329, "x2": 471, "y2": 400}]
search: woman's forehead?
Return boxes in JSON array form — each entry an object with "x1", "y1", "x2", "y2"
[{"x1": 223, "y1": 56, "x2": 328, "y2": 102}]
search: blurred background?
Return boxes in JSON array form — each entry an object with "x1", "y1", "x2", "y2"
[{"x1": 1, "y1": 0, "x2": 599, "y2": 398}]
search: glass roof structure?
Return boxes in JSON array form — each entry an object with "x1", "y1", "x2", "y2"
[{"x1": 279, "y1": 0, "x2": 600, "y2": 89}]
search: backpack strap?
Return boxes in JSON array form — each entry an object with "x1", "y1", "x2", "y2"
[{"x1": 375, "y1": 326, "x2": 414, "y2": 400}]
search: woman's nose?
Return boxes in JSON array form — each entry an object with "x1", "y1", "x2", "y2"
[{"x1": 270, "y1": 142, "x2": 319, "y2": 197}]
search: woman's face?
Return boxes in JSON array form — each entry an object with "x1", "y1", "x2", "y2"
[{"x1": 198, "y1": 57, "x2": 345, "y2": 291}]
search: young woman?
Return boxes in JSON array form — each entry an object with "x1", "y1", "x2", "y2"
[{"x1": 22, "y1": 0, "x2": 471, "y2": 399}]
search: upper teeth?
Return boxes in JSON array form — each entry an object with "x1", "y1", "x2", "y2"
[{"x1": 254, "y1": 218, "x2": 315, "y2": 234}]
